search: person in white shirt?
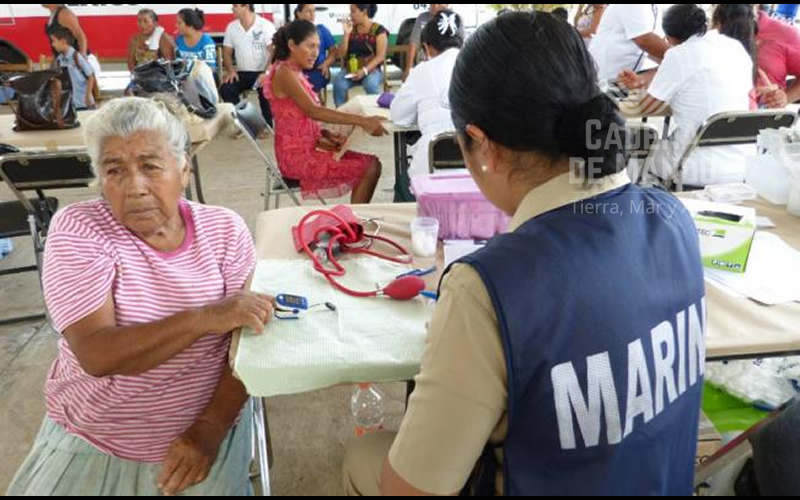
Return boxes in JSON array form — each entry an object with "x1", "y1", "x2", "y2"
[
  {"x1": 589, "y1": 4, "x2": 669, "y2": 83},
  {"x1": 619, "y1": 4, "x2": 754, "y2": 188},
  {"x1": 403, "y1": 4, "x2": 463, "y2": 81},
  {"x1": 220, "y1": 4, "x2": 276, "y2": 124},
  {"x1": 391, "y1": 10, "x2": 463, "y2": 199}
]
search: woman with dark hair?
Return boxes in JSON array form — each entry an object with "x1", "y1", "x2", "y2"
[
  {"x1": 620, "y1": 4, "x2": 753, "y2": 188},
  {"x1": 404, "y1": 4, "x2": 457, "y2": 81},
  {"x1": 42, "y1": 4, "x2": 88, "y2": 56},
  {"x1": 333, "y1": 4, "x2": 388, "y2": 106},
  {"x1": 264, "y1": 20, "x2": 387, "y2": 203},
  {"x1": 391, "y1": 10, "x2": 464, "y2": 183},
  {"x1": 712, "y1": 4, "x2": 758, "y2": 66},
  {"x1": 295, "y1": 3, "x2": 338, "y2": 93},
  {"x1": 175, "y1": 8, "x2": 218, "y2": 72},
  {"x1": 343, "y1": 11, "x2": 705, "y2": 497}
]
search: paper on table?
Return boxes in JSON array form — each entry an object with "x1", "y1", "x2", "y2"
[
  {"x1": 704, "y1": 276, "x2": 747, "y2": 299},
  {"x1": 444, "y1": 240, "x2": 486, "y2": 268},
  {"x1": 234, "y1": 258, "x2": 432, "y2": 397},
  {"x1": 704, "y1": 232, "x2": 800, "y2": 305},
  {"x1": 703, "y1": 183, "x2": 759, "y2": 204},
  {"x1": 757, "y1": 217, "x2": 777, "y2": 229}
]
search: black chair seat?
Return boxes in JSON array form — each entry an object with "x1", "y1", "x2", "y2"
[
  {"x1": 272, "y1": 178, "x2": 301, "y2": 190},
  {"x1": 0, "y1": 201, "x2": 30, "y2": 238},
  {"x1": 0, "y1": 198, "x2": 58, "y2": 238}
]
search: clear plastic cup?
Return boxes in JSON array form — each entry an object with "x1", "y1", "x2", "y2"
[{"x1": 411, "y1": 217, "x2": 439, "y2": 258}]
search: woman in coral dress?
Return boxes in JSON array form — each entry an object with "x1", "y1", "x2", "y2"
[{"x1": 264, "y1": 19, "x2": 387, "y2": 203}]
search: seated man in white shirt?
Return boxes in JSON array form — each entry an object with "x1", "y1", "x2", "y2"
[
  {"x1": 619, "y1": 4, "x2": 754, "y2": 188},
  {"x1": 589, "y1": 4, "x2": 669, "y2": 84},
  {"x1": 391, "y1": 10, "x2": 464, "y2": 200},
  {"x1": 220, "y1": 4, "x2": 276, "y2": 124}
]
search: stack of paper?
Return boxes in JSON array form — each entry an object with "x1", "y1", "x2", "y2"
[{"x1": 705, "y1": 232, "x2": 800, "y2": 305}]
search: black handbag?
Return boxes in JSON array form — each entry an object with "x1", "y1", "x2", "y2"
[
  {"x1": 130, "y1": 59, "x2": 217, "y2": 119},
  {"x1": 7, "y1": 69, "x2": 79, "y2": 132},
  {"x1": 130, "y1": 59, "x2": 185, "y2": 95}
]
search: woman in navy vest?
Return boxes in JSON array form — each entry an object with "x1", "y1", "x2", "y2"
[{"x1": 343, "y1": 11, "x2": 707, "y2": 497}]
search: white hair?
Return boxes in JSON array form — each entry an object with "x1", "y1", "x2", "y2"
[{"x1": 84, "y1": 96, "x2": 190, "y2": 175}]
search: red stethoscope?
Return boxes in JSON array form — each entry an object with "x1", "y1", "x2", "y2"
[{"x1": 295, "y1": 210, "x2": 427, "y2": 300}]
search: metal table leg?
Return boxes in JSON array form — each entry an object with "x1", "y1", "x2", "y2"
[
  {"x1": 253, "y1": 397, "x2": 271, "y2": 496},
  {"x1": 393, "y1": 132, "x2": 404, "y2": 202},
  {"x1": 191, "y1": 155, "x2": 206, "y2": 204},
  {"x1": 393, "y1": 131, "x2": 418, "y2": 202},
  {"x1": 662, "y1": 116, "x2": 672, "y2": 140}
]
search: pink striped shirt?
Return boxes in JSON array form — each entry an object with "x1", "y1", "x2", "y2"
[{"x1": 41, "y1": 199, "x2": 255, "y2": 463}]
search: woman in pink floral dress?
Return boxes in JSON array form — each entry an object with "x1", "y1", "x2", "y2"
[{"x1": 264, "y1": 20, "x2": 387, "y2": 203}]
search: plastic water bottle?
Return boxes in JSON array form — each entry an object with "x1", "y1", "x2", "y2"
[
  {"x1": 0, "y1": 238, "x2": 13, "y2": 260},
  {"x1": 351, "y1": 384, "x2": 384, "y2": 437},
  {"x1": 348, "y1": 55, "x2": 360, "y2": 75}
]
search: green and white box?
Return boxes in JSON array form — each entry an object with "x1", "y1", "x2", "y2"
[{"x1": 681, "y1": 198, "x2": 757, "y2": 274}]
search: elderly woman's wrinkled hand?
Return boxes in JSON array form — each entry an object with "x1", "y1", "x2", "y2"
[
  {"x1": 201, "y1": 291, "x2": 275, "y2": 334},
  {"x1": 157, "y1": 419, "x2": 225, "y2": 496}
]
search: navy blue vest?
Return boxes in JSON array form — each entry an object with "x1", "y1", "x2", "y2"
[{"x1": 457, "y1": 184, "x2": 706, "y2": 496}]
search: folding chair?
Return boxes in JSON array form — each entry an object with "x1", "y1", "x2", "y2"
[
  {"x1": 667, "y1": 110, "x2": 797, "y2": 192},
  {"x1": 231, "y1": 101, "x2": 323, "y2": 211},
  {"x1": 0, "y1": 146, "x2": 95, "y2": 326},
  {"x1": 428, "y1": 132, "x2": 465, "y2": 173},
  {"x1": 382, "y1": 45, "x2": 408, "y2": 92},
  {"x1": 625, "y1": 122, "x2": 660, "y2": 185}
]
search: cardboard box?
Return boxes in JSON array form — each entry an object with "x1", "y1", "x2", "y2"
[{"x1": 681, "y1": 199, "x2": 757, "y2": 274}]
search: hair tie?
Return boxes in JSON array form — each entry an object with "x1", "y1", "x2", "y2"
[{"x1": 437, "y1": 13, "x2": 459, "y2": 36}]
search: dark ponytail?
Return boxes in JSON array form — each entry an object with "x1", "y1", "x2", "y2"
[
  {"x1": 354, "y1": 4, "x2": 378, "y2": 19},
  {"x1": 178, "y1": 8, "x2": 205, "y2": 30},
  {"x1": 272, "y1": 19, "x2": 318, "y2": 61},
  {"x1": 421, "y1": 10, "x2": 464, "y2": 53},
  {"x1": 449, "y1": 11, "x2": 627, "y2": 180},
  {"x1": 663, "y1": 4, "x2": 708, "y2": 42}
]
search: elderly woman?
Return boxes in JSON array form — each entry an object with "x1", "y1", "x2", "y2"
[
  {"x1": 6, "y1": 97, "x2": 272, "y2": 496},
  {"x1": 127, "y1": 8, "x2": 176, "y2": 71}
]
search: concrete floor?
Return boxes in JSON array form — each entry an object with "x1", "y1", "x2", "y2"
[{"x1": 0, "y1": 95, "x2": 408, "y2": 496}]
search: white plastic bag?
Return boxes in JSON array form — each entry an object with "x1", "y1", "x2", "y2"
[
  {"x1": 706, "y1": 357, "x2": 800, "y2": 409},
  {"x1": 87, "y1": 53, "x2": 102, "y2": 76}
]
